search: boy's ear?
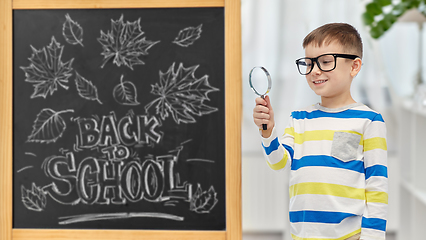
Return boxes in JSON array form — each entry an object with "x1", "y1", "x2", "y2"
[{"x1": 350, "y1": 58, "x2": 362, "y2": 77}]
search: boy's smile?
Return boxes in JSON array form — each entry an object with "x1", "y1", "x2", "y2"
[
  {"x1": 303, "y1": 41, "x2": 362, "y2": 108},
  {"x1": 312, "y1": 79, "x2": 327, "y2": 85}
]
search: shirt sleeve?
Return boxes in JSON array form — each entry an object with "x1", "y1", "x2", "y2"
[
  {"x1": 260, "y1": 115, "x2": 295, "y2": 172},
  {"x1": 361, "y1": 113, "x2": 388, "y2": 240}
]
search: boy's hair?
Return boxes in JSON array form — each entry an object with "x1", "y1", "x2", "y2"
[{"x1": 302, "y1": 23, "x2": 363, "y2": 59}]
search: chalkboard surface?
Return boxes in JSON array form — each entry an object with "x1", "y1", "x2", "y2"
[{"x1": 13, "y1": 8, "x2": 225, "y2": 230}]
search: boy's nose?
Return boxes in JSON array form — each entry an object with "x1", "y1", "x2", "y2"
[{"x1": 311, "y1": 62, "x2": 322, "y2": 75}]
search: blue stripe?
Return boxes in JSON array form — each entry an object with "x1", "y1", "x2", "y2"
[
  {"x1": 365, "y1": 165, "x2": 388, "y2": 180},
  {"x1": 292, "y1": 110, "x2": 384, "y2": 122},
  {"x1": 262, "y1": 137, "x2": 280, "y2": 155},
  {"x1": 283, "y1": 144, "x2": 294, "y2": 160},
  {"x1": 290, "y1": 210, "x2": 356, "y2": 224},
  {"x1": 362, "y1": 217, "x2": 387, "y2": 231},
  {"x1": 291, "y1": 155, "x2": 364, "y2": 173}
]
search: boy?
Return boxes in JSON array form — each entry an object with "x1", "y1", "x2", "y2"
[{"x1": 253, "y1": 23, "x2": 388, "y2": 240}]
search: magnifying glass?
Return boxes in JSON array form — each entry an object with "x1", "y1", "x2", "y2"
[{"x1": 249, "y1": 66, "x2": 272, "y2": 130}]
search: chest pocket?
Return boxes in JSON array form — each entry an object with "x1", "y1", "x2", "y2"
[{"x1": 330, "y1": 131, "x2": 361, "y2": 162}]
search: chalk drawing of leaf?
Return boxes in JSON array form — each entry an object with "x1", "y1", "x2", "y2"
[
  {"x1": 145, "y1": 62, "x2": 219, "y2": 124},
  {"x1": 172, "y1": 24, "x2": 202, "y2": 47},
  {"x1": 20, "y1": 36, "x2": 74, "y2": 98},
  {"x1": 97, "y1": 15, "x2": 160, "y2": 70},
  {"x1": 74, "y1": 72, "x2": 102, "y2": 104},
  {"x1": 190, "y1": 185, "x2": 218, "y2": 214},
  {"x1": 21, "y1": 183, "x2": 47, "y2": 212},
  {"x1": 113, "y1": 75, "x2": 140, "y2": 105},
  {"x1": 27, "y1": 108, "x2": 74, "y2": 144},
  {"x1": 62, "y1": 13, "x2": 84, "y2": 47}
]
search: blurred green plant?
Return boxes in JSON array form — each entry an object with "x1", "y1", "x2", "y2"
[{"x1": 362, "y1": 0, "x2": 426, "y2": 39}]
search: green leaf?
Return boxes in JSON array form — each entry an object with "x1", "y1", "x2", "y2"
[
  {"x1": 401, "y1": 0, "x2": 420, "y2": 8},
  {"x1": 366, "y1": 2, "x2": 383, "y2": 16},
  {"x1": 384, "y1": 13, "x2": 397, "y2": 24},
  {"x1": 377, "y1": 18, "x2": 392, "y2": 31},
  {"x1": 370, "y1": 24, "x2": 384, "y2": 39},
  {"x1": 362, "y1": 12, "x2": 375, "y2": 25},
  {"x1": 374, "y1": 0, "x2": 392, "y2": 6},
  {"x1": 410, "y1": 0, "x2": 421, "y2": 8},
  {"x1": 392, "y1": 2, "x2": 409, "y2": 17}
]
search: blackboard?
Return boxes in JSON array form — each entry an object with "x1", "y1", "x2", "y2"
[{"x1": 13, "y1": 8, "x2": 225, "y2": 230}]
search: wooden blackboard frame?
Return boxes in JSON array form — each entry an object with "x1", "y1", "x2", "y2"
[{"x1": 0, "y1": 0, "x2": 241, "y2": 239}]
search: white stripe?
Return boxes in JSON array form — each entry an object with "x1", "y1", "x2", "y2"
[
  {"x1": 262, "y1": 149, "x2": 289, "y2": 172},
  {"x1": 291, "y1": 141, "x2": 365, "y2": 160},
  {"x1": 261, "y1": 128, "x2": 278, "y2": 147},
  {"x1": 366, "y1": 176, "x2": 388, "y2": 192},
  {"x1": 293, "y1": 117, "x2": 371, "y2": 132},
  {"x1": 266, "y1": 146, "x2": 286, "y2": 165},
  {"x1": 352, "y1": 105, "x2": 376, "y2": 111},
  {"x1": 280, "y1": 135, "x2": 294, "y2": 147},
  {"x1": 289, "y1": 166, "x2": 365, "y2": 188},
  {"x1": 363, "y1": 202, "x2": 387, "y2": 220},
  {"x1": 291, "y1": 215, "x2": 362, "y2": 239},
  {"x1": 292, "y1": 141, "x2": 332, "y2": 159},
  {"x1": 290, "y1": 194, "x2": 365, "y2": 215},
  {"x1": 364, "y1": 121, "x2": 387, "y2": 139},
  {"x1": 360, "y1": 227, "x2": 386, "y2": 239},
  {"x1": 364, "y1": 149, "x2": 387, "y2": 167}
]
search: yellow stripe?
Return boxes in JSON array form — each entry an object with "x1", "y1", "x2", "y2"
[
  {"x1": 293, "y1": 130, "x2": 362, "y2": 145},
  {"x1": 289, "y1": 182, "x2": 365, "y2": 200},
  {"x1": 284, "y1": 127, "x2": 294, "y2": 137},
  {"x1": 291, "y1": 228, "x2": 361, "y2": 240},
  {"x1": 364, "y1": 137, "x2": 387, "y2": 151},
  {"x1": 366, "y1": 191, "x2": 388, "y2": 204},
  {"x1": 267, "y1": 153, "x2": 288, "y2": 170}
]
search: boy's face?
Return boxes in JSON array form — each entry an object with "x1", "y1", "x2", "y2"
[{"x1": 304, "y1": 41, "x2": 360, "y2": 106}]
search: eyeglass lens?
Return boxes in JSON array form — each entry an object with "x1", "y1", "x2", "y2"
[{"x1": 297, "y1": 54, "x2": 336, "y2": 75}]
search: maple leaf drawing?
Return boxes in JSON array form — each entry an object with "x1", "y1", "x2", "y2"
[
  {"x1": 27, "y1": 108, "x2": 74, "y2": 144},
  {"x1": 190, "y1": 185, "x2": 218, "y2": 214},
  {"x1": 144, "y1": 62, "x2": 219, "y2": 124},
  {"x1": 20, "y1": 36, "x2": 74, "y2": 98},
  {"x1": 21, "y1": 183, "x2": 47, "y2": 212},
  {"x1": 97, "y1": 15, "x2": 160, "y2": 70}
]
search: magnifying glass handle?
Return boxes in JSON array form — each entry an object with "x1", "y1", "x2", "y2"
[{"x1": 261, "y1": 95, "x2": 267, "y2": 130}]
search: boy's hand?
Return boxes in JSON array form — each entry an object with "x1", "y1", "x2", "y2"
[{"x1": 253, "y1": 95, "x2": 275, "y2": 138}]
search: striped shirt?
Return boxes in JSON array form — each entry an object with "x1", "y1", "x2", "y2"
[{"x1": 261, "y1": 103, "x2": 387, "y2": 240}]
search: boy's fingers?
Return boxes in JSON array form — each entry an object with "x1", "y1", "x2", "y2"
[
  {"x1": 253, "y1": 110, "x2": 270, "y2": 119},
  {"x1": 264, "y1": 95, "x2": 272, "y2": 108},
  {"x1": 254, "y1": 104, "x2": 269, "y2": 114},
  {"x1": 255, "y1": 97, "x2": 267, "y2": 106},
  {"x1": 253, "y1": 95, "x2": 274, "y2": 130}
]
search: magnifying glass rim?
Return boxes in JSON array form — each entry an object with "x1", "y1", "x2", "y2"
[{"x1": 249, "y1": 66, "x2": 272, "y2": 96}]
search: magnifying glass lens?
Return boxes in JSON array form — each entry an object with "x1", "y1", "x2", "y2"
[
  {"x1": 249, "y1": 66, "x2": 272, "y2": 131},
  {"x1": 250, "y1": 67, "x2": 269, "y2": 95}
]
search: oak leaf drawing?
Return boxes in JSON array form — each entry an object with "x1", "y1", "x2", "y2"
[
  {"x1": 97, "y1": 15, "x2": 160, "y2": 70},
  {"x1": 190, "y1": 185, "x2": 218, "y2": 214},
  {"x1": 27, "y1": 108, "x2": 74, "y2": 144},
  {"x1": 144, "y1": 62, "x2": 219, "y2": 124},
  {"x1": 74, "y1": 72, "x2": 102, "y2": 104},
  {"x1": 173, "y1": 24, "x2": 202, "y2": 47},
  {"x1": 21, "y1": 183, "x2": 47, "y2": 212},
  {"x1": 62, "y1": 13, "x2": 84, "y2": 47},
  {"x1": 21, "y1": 36, "x2": 74, "y2": 98}
]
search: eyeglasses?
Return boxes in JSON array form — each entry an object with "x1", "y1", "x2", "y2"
[{"x1": 295, "y1": 53, "x2": 360, "y2": 75}]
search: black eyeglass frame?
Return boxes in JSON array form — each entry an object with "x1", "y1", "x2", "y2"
[{"x1": 295, "y1": 53, "x2": 360, "y2": 75}]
